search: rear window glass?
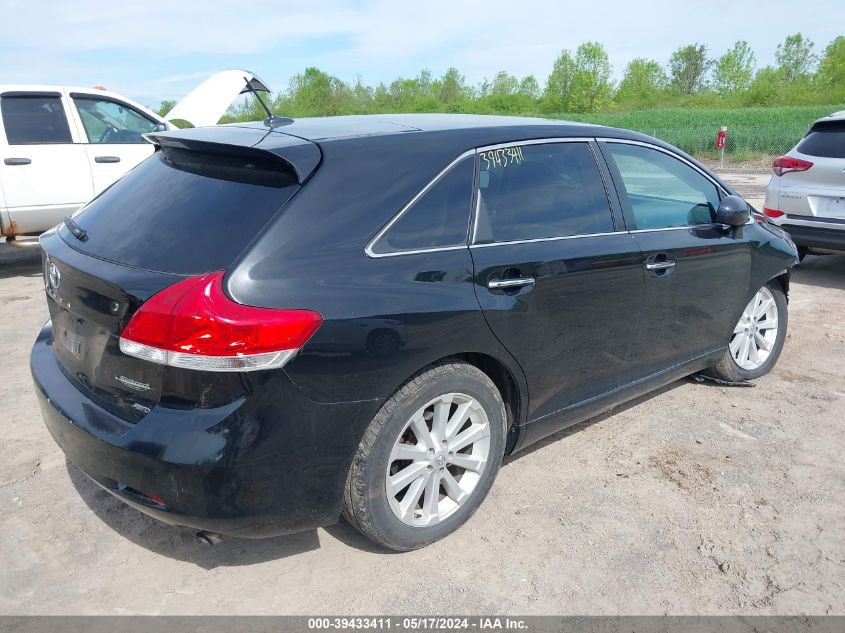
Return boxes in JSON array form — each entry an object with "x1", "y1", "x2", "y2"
[
  {"x1": 797, "y1": 122, "x2": 845, "y2": 158},
  {"x1": 63, "y1": 147, "x2": 298, "y2": 274},
  {"x1": 1, "y1": 95, "x2": 72, "y2": 144},
  {"x1": 370, "y1": 157, "x2": 474, "y2": 255}
]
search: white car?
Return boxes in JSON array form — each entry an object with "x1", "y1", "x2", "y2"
[
  {"x1": 762, "y1": 110, "x2": 845, "y2": 258},
  {"x1": 0, "y1": 70, "x2": 269, "y2": 239}
]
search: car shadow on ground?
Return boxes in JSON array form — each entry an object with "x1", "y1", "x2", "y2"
[
  {"x1": 791, "y1": 254, "x2": 845, "y2": 291},
  {"x1": 0, "y1": 242, "x2": 42, "y2": 279},
  {"x1": 501, "y1": 375, "x2": 743, "y2": 466},
  {"x1": 65, "y1": 378, "x2": 726, "y2": 565},
  {"x1": 65, "y1": 460, "x2": 393, "y2": 566}
]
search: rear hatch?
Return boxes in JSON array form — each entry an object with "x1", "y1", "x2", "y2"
[
  {"x1": 781, "y1": 119, "x2": 845, "y2": 218},
  {"x1": 41, "y1": 126, "x2": 320, "y2": 423}
]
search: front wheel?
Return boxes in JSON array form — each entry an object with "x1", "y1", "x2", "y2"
[
  {"x1": 343, "y1": 362, "x2": 506, "y2": 551},
  {"x1": 705, "y1": 281, "x2": 788, "y2": 382}
]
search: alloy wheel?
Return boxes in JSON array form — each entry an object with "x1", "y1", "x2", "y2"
[
  {"x1": 385, "y1": 393, "x2": 491, "y2": 527},
  {"x1": 730, "y1": 286, "x2": 779, "y2": 371}
]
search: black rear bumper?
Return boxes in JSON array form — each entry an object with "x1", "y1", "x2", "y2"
[
  {"x1": 31, "y1": 322, "x2": 379, "y2": 537},
  {"x1": 782, "y1": 222, "x2": 845, "y2": 252}
]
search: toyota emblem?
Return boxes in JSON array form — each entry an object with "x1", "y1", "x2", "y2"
[{"x1": 48, "y1": 263, "x2": 61, "y2": 290}]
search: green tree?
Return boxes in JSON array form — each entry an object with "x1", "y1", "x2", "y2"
[
  {"x1": 288, "y1": 67, "x2": 353, "y2": 116},
  {"x1": 156, "y1": 99, "x2": 176, "y2": 117},
  {"x1": 669, "y1": 44, "x2": 713, "y2": 94},
  {"x1": 745, "y1": 66, "x2": 781, "y2": 106},
  {"x1": 543, "y1": 49, "x2": 577, "y2": 110},
  {"x1": 439, "y1": 67, "x2": 467, "y2": 105},
  {"x1": 713, "y1": 41, "x2": 756, "y2": 94},
  {"x1": 491, "y1": 71, "x2": 519, "y2": 95},
  {"x1": 775, "y1": 33, "x2": 818, "y2": 82},
  {"x1": 569, "y1": 42, "x2": 614, "y2": 112},
  {"x1": 615, "y1": 58, "x2": 667, "y2": 106},
  {"x1": 518, "y1": 75, "x2": 540, "y2": 99},
  {"x1": 817, "y1": 36, "x2": 845, "y2": 99}
]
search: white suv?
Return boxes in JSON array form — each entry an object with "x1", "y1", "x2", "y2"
[
  {"x1": 762, "y1": 110, "x2": 845, "y2": 258},
  {"x1": 0, "y1": 70, "x2": 268, "y2": 240}
]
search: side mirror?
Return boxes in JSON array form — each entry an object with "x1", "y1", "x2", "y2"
[
  {"x1": 715, "y1": 195, "x2": 750, "y2": 226},
  {"x1": 154, "y1": 122, "x2": 168, "y2": 132}
]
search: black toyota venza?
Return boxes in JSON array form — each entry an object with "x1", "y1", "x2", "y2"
[{"x1": 31, "y1": 114, "x2": 798, "y2": 550}]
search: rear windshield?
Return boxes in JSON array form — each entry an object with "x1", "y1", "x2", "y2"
[
  {"x1": 63, "y1": 147, "x2": 299, "y2": 274},
  {"x1": 796, "y1": 121, "x2": 845, "y2": 158}
]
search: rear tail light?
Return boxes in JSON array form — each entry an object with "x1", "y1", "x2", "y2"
[
  {"x1": 763, "y1": 208, "x2": 785, "y2": 218},
  {"x1": 119, "y1": 271, "x2": 322, "y2": 372},
  {"x1": 773, "y1": 156, "x2": 813, "y2": 177}
]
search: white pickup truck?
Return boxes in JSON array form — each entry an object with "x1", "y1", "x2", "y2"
[{"x1": 0, "y1": 70, "x2": 269, "y2": 240}]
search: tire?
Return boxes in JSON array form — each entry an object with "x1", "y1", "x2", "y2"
[
  {"x1": 705, "y1": 281, "x2": 788, "y2": 382},
  {"x1": 343, "y1": 361, "x2": 507, "y2": 551}
]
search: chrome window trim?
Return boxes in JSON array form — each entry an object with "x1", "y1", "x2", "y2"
[
  {"x1": 475, "y1": 136, "x2": 594, "y2": 153},
  {"x1": 365, "y1": 136, "x2": 748, "y2": 260},
  {"x1": 364, "y1": 149, "x2": 476, "y2": 259},
  {"x1": 471, "y1": 137, "x2": 613, "y2": 245},
  {"x1": 469, "y1": 230, "x2": 627, "y2": 249}
]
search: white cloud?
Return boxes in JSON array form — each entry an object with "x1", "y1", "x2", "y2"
[{"x1": 1, "y1": 0, "x2": 842, "y2": 104}]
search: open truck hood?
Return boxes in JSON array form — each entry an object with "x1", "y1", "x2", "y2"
[{"x1": 164, "y1": 69, "x2": 270, "y2": 128}]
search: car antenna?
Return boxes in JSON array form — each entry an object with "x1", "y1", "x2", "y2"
[{"x1": 243, "y1": 76, "x2": 293, "y2": 129}]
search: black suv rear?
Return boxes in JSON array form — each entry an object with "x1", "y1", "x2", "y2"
[{"x1": 32, "y1": 115, "x2": 797, "y2": 550}]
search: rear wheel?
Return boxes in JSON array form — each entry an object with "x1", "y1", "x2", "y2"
[
  {"x1": 706, "y1": 282, "x2": 787, "y2": 382},
  {"x1": 343, "y1": 362, "x2": 506, "y2": 551}
]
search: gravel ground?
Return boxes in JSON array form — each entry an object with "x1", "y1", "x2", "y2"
[{"x1": 1, "y1": 211, "x2": 842, "y2": 615}]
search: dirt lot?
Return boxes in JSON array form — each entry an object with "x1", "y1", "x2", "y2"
[{"x1": 1, "y1": 229, "x2": 843, "y2": 614}]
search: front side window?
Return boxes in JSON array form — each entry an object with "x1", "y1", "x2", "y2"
[
  {"x1": 475, "y1": 142, "x2": 614, "y2": 243},
  {"x1": 1, "y1": 95, "x2": 72, "y2": 144},
  {"x1": 370, "y1": 157, "x2": 474, "y2": 255},
  {"x1": 605, "y1": 143, "x2": 721, "y2": 230},
  {"x1": 73, "y1": 97, "x2": 158, "y2": 144}
]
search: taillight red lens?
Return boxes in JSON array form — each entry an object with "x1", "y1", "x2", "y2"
[
  {"x1": 763, "y1": 208, "x2": 785, "y2": 218},
  {"x1": 773, "y1": 156, "x2": 813, "y2": 177},
  {"x1": 119, "y1": 271, "x2": 322, "y2": 372}
]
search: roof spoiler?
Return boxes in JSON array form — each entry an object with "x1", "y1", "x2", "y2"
[{"x1": 144, "y1": 128, "x2": 321, "y2": 184}]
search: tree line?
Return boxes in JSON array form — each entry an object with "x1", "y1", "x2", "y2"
[{"x1": 158, "y1": 33, "x2": 845, "y2": 120}]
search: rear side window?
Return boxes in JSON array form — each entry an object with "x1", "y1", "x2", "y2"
[
  {"x1": 369, "y1": 157, "x2": 474, "y2": 255},
  {"x1": 797, "y1": 122, "x2": 845, "y2": 158},
  {"x1": 1, "y1": 95, "x2": 72, "y2": 144},
  {"x1": 605, "y1": 143, "x2": 720, "y2": 230},
  {"x1": 475, "y1": 142, "x2": 614, "y2": 243},
  {"x1": 64, "y1": 147, "x2": 299, "y2": 274}
]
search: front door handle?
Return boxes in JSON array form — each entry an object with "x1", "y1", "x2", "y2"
[
  {"x1": 4, "y1": 157, "x2": 31, "y2": 165},
  {"x1": 94, "y1": 156, "x2": 121, "y2": 163},
  {"x1": 645, "y1": 260, "x2": 675, "y2": 271},
  {"x1": 645, "y1": 253, "x2": 676, "y2": 277},
  {"x1": 488, "y1": 277, "x2": 535, "y2": 290}
]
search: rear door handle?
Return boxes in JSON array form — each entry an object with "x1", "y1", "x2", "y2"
[
  {"x1": 94, "y1": 156, "x2": 121, "y2": 163},
  {"x1": 488, "y1": 277, "x2": 535, "y2": 290},
  {"x1": 4, "y1": 157, "x2": 31, "y2": 165}
]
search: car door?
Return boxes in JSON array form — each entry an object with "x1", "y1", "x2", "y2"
[
  {"x1": 69, "y1": 94, "x2": 159, "y2": 195},
  {"x1": 599, "y1": 140, "x2": 752, "y2": 378},
  {"x1": 0, "y1": 91, "x2": 94, "y2": 234},
  {"x1": 470, "y1": 139, "x2": 644, "y2": 423}
]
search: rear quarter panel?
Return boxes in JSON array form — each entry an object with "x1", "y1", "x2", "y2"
[{"x1": 226, "y1": 133, "x2": 528, "y2": 412}]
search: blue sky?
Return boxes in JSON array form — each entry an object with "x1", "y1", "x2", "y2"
[{"x1": 1, "y1": 0, "x2": 843, "y2": 110}]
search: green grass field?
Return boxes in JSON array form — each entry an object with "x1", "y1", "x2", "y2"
[{"x1": 539, "y1": 104, "x2": 845, "y2": 160}]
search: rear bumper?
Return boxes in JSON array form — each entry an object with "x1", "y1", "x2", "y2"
[
  {"x1": 781, "y1": 221, "x2": 845, "y2": 253},
  {"x1": 31, "y1": 322, "x2": 379, "y2": 537}
]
